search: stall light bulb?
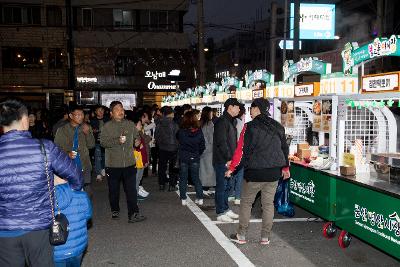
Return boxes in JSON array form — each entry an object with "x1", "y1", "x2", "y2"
[{"x1": 39, "y1": 59, "x2": 44, "y2": 64}]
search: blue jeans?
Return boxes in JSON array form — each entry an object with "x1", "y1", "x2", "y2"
[
  {"x1": 55, "y1": 254, "x2": 82, "y2": 267},
  {"x1": 179, "y1": 161, "x2": 203, "y2": 200},
  {"x1": 230, "y1": 167, "x2": 244, "y2": 199},
  {"x1": 94, "y1": 144, "x2": 105, "y2": 176},
  {"x1": 214, "y1": 164, "x2": 233, "y2": 215}
]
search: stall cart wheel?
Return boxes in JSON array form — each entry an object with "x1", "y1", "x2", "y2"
[
  {"x1": 338, "y1": 230, "x2": 352, "y2": 248},
  {"x1": 322, "y1": 222, "x2": 337, "y2": 239}
]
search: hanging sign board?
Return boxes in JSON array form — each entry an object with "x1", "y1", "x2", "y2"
[
  {"x1": 362, "y1": 72, "x2": 400, "y2": 93},
  {"x1": 283, "y1": 58, "x2": 331, "y2": 82},
  {"x1": 252, "y1": 89, "x2": 264, "y2": 99},
  {"x1": 294, "y1": 83, "x2": 320, "y2": 97},
  {"x1": 320, "y1": 73, "x2": 359, "y2": 95},
  {"x1": 342, "y1": 35, "x2": 400, "y2": 75}
]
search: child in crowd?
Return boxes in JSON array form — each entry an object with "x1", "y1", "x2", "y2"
[
  {"x1": 54, "y1": 175, "x2": 92, "y2": 267},
  {"x1": 134, "y1": 119, "x2": 150, "y2": 200}
]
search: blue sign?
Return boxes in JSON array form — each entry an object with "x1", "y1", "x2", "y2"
[{"x1": 290, "y1": 3, "x2": 335, "y2": 40}]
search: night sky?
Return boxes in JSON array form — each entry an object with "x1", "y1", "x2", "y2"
[{"x1": 184, "y1": 0, "x2": 270, "y2": 42}]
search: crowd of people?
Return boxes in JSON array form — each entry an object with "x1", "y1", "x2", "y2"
[{"x1": 0, "y1": 96, "x2": 290, "y2": 266}]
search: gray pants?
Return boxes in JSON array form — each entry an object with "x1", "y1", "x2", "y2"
[
  {"x1": 0, "y1": 229, "x2": 54, "y2": 267},
  {"x1": 238, "y1": 180, "x2": 278, "y2": 239},
  {"x1": 136, "y1": 168, "x2": 144, "y2": 193}
]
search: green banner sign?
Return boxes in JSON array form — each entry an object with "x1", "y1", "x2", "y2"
[
  {"x1": 221, "y1": 77, "x2": 242, "y2": 92},
  {"x1": 342, "y1": 35, "x2": 400, "y2": 75},
  {"x1": 245, "y1": 70, "x2": 274, "y2": 88},
  {"x1": 283, "y1": 58, "x2": 331, "y2": 81}
]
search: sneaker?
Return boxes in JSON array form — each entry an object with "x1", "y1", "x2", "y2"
[
  {"x1": 260, "y1": 238, "x2": 270, "y2": 245},
  {"x1": 217, "y1": 214, "x2": 234, "y2": 223},
  {"x1": 139, "y1": 186, "x2": 149, "y2": 197},
  {"x1": 181, "y1": 199, "x2": 187, "y2": 206},
  {"x1": 234, "y1": 199, "x2": 241, "y2": 205},
  {"x1": 111, "y1": 211, "x2": 119, "y2": 219},
  {"x1": 128, "y1": 213, "x2": 146, "y2": 223},
  {"x1": 96, "y1": 174, "x2": 103, "y2": 182},
  {"x1": 230, "y1": 233, "x2": 247, "y2": 244},
  {"x1": 195, "y1": 199, "x2": 203, "y2": 205},
  {"x1": 137, "y1": 195, "x2": 147, "y2": 201},
  {"x1": 226, "y1": 210, "x2": 239, "y2": 219},
  {"x1": 228, "y1": 196, "x2": 235, "y2": 202},
  {"x1": 101, "y1": 169, "x2": 106, "y2": 177}
]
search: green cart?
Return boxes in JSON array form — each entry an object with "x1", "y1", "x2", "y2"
[{"x1": 290, "y1": 162, "x2": 400, "y2": 260}]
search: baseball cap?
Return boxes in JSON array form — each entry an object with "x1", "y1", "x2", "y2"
[
  {"x1": 251, "y1": 98, "x2": 270, "y2": 115},
  {"x1": 224, "y1": 98, "x2": 241, "y2": 109}
]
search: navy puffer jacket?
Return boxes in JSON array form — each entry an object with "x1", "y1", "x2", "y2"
[
  {"x1": 177, "y1": 128, "x2": 206, "y2": 163},
  {"x1": 0, "y1": 130, "x2": 83, "y2": 231}
]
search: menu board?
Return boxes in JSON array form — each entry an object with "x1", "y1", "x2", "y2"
[
  {"x1": 312, "y1": 99, "x2": 322, "y2": 131},
  {"x1": 281, "y1": 101, "x2": 288, "y2": 127},
  {"x1": 287, "y1": 101, "x2": 295, "y2": 127},
  {"x1": 321, "y1": 100, "x2": 332, "y2": 132}
]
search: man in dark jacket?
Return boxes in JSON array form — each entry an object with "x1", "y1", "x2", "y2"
[
  {"x1": 155, "y1": 106, "x2": 179, "y2": 191},
  {"x1": 226, "y1": 98, "x2": 290, "y2": 245},
  {"x1": 90, "y1": 105, "x2": 108, "y2": 181},
  {"x1": 213, "y1": 98, "x2": 241, "y2": 222},
  {"x1": 0, "y1": 98, "x2": 83, "y2": 266}
]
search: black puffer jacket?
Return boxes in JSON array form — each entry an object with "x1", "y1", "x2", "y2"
[
  {"x1": 243, "y1": 114, "x2": 289, "y2": 169},
  {"x1": 155, "y1": 117, "x2": 179, "y2": 152},
  {"x1": 213, "y1": 111, "x2": 237, "y2": 165}
]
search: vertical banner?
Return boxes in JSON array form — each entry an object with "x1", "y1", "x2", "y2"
[
  {"x1": 312, "y1": 99, "x2": 322, "y2": 131},
  {"x1": 321, "y1": 100, "x2": 332, "y2": 132}
]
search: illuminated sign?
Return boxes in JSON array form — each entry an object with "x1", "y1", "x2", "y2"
[
  {"x1": 77, "y1": 77, "x2": 97, "y2": 83},
  {"x1": 290, "y1": 3, "x2": 336, "y2": 40},
  {"x1": 362, "y1": 72, "x2": 400, "y2": 93},
  {"x1": 295, "y1": 84, "x2": 314, "y2": 97},
  {"x1": 320, "y1": 73, "x2": 359, "y2": 95},
  {"x1": 342, "y1": 36, "x2": 400, "y2": 75},
  {"x1": 147, "y1": 82, "x2": 178, "y2": 90}
]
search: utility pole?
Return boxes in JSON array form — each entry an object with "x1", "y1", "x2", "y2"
[
  {"x1": 66, "y1": 0, "x2": 75, "y2": 92},
  {"x1": 293, "y1": 0, "x2": 300, "y2": 62},
  {"x1": 197, "y1": 0, "x2": 206, "y2": 86},
  {"x1": 269, "y1": 1, "x2": 277, "y2": 75}
]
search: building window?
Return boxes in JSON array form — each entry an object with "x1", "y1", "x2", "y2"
[
  {"x1": 46, "y1": 6, "x2": 62, "y2": 26},
  {"x1": 113, "y1": 9, "x2": 133, "y2": 29},
  {"x1": 2, "y1": 47, "x2": 44, "y2": 68},
  {"x1": 149, "y1": 11, "x2": 168, "y2": 30},
  {"x1": 49, "y1": 48, "x2": 66, "y2": 69},
  {"x1": 2, "y1": 6, "x2": 40, "y2": 25},
  {"x1": 82, "y1": 8, "x2": 93, "y2": 28},
  {"x1": 115, "y1": 56, "x2": 135, "y2": 76}
]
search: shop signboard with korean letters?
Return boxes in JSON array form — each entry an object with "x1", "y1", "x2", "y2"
[{"x1": 362, "y1": 72, "x2": 400, "y2": 93}]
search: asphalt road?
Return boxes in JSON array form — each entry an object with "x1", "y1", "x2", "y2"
[{"x1": 82, "y1": 174, "x2": 399, "y2": 267}]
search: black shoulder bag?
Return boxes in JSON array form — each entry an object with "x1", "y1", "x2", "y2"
[{"x1": 39, "y1": 141, "x2": 69, "y2": 246}]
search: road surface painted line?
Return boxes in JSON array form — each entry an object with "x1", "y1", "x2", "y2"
[
  {"x1": 213, "y1": 217, "x2": 322, "y2": 224},
  {"x1": 179, "y1": 193, "x2": 255, "y2": 267}
]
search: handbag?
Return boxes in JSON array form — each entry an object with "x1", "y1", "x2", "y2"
[
  {"x1": 134, "y1": 149, "x2": 144, "y2": 169},
  {"x1": 40, "y1": 141, "x2": 69, "y2": 246},
  {"x1": 274, "y1": 178, "x2": 295, "y2": 217}
]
